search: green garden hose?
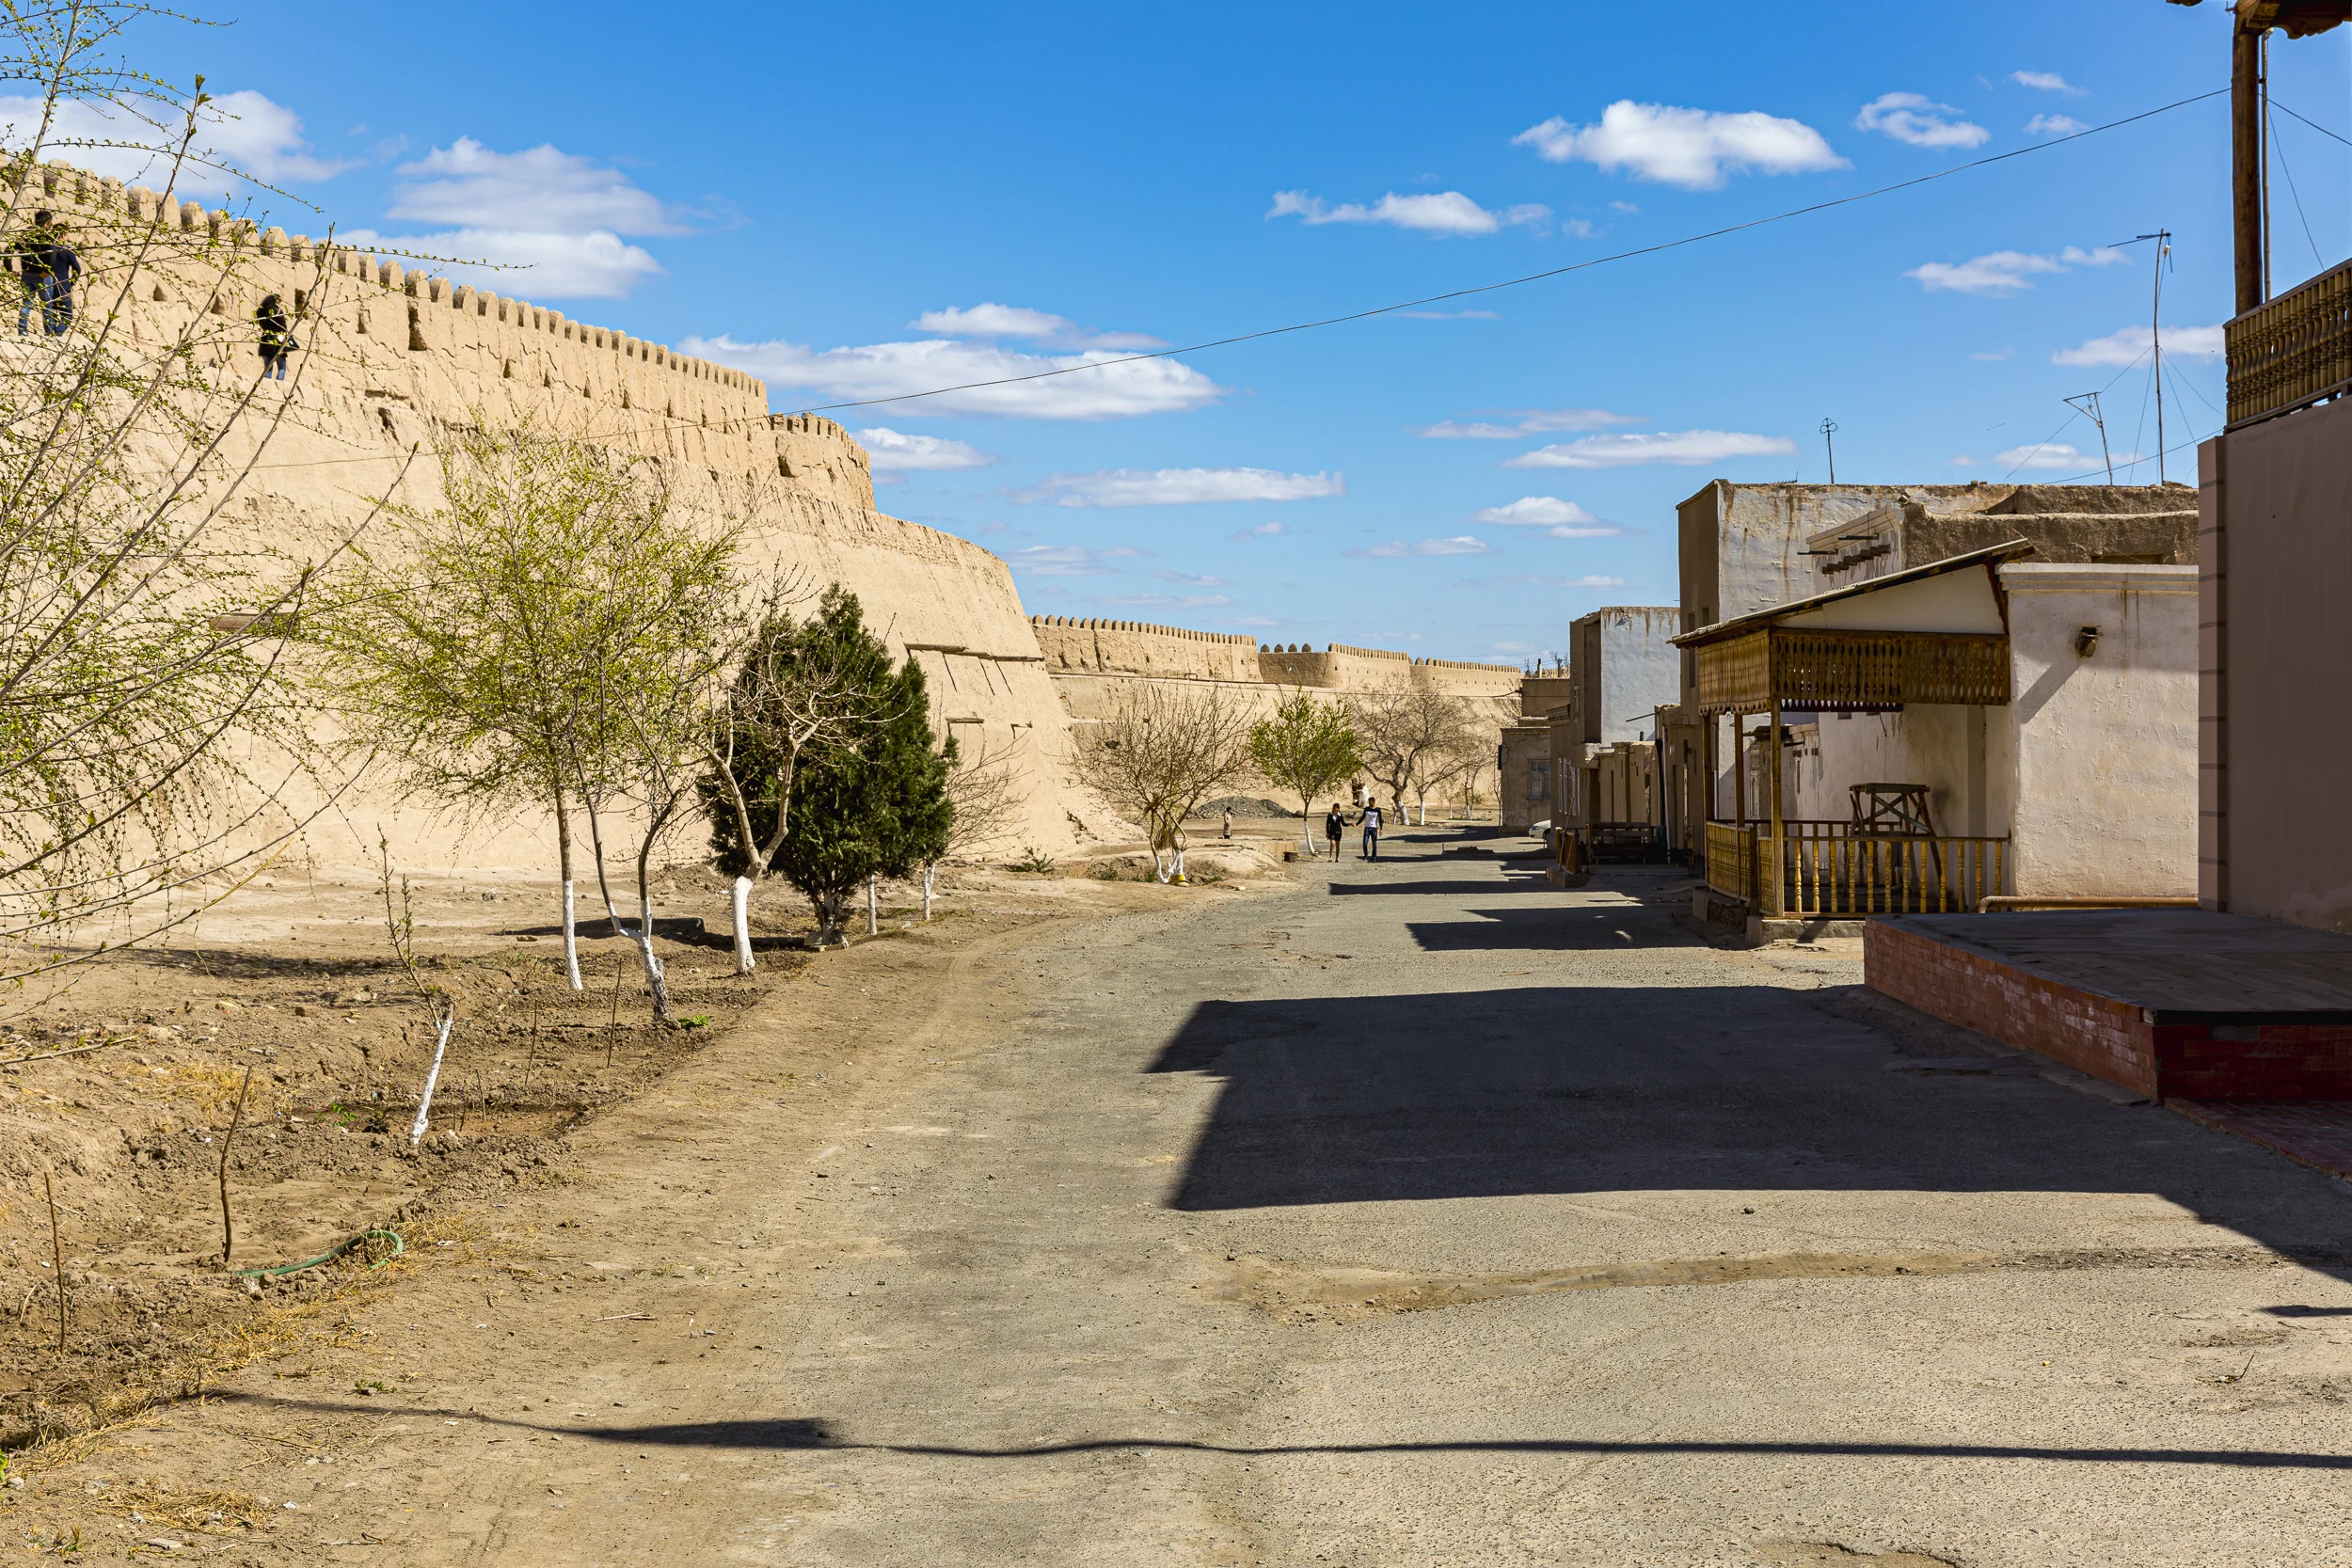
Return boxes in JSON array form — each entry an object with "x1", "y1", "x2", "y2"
[{"x1": 230, "y1": 1227, "x2": 404, "y2": 1279}]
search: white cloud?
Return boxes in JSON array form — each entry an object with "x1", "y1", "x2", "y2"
[
  {"x1": 1467, "y1": 573, "x2": 1626, "y2": 588},
  {"x1": 1229, "y1": 520, "x2": 1287, "y2": 541},
  {"x1": 1506, "y1": 430, "x2": 1798, "y2": 468},
  {"x1": 2052, "y1": 323, "x2": 2225, "y2": 367},
  {"x1": 1469, "y1": 497, "x2": 1629, "y2": 539},
  {"x1": 1420, "y1": 408, "x2": 1642, "y2": 438},
  {"x1": 2011, "y1": 71, "x2": 2085, "y2": 95},
  {"x1": 1153, "y1": 570, "x2": 1230, "y2": 587},
  {"x1": 689, "y1": 335, "x2": 1224, "y2": 420},
  {"x1": 344, "y1": 136, "x2": 680, "y2": 299},
  {"x1": 1349, "y1": 537, "x2": 1493, "y2": 558},
  {"x1": 1906, "y1": 245, "x2": 2125, "y2": 295},
  {"x1": 389, "y1": 138, "x2": 678, "y2": 233},
  {"x1": 855, "y1": 427, "x2": 1000, "y2": 472},
  {"x1": 340, "y1": 225, "x2": 662, "y2": 299},
  {"x1": 1994, "y1": 441, "x2": 2125, "y2": 472},
  {"x1": 911, "y1": 303, "x2": 1164, "y2": 351},
  {"x1": 1856, "y1": 92, "x2": 1990, "y2": 150},
  {"x1": 1234, "y1": 616, "x2": 1283, "y2": 628},
  {"x1": 1005, "y1": 546, "x2": 1111, "y2": 576},
  {"x1": 1269, "y1": 189, "x2": 1549, "y2": 235},
  {"x1": 1095, "y1": 593, "x2": 1233, "y2": 608},
  {"x1": 0, "y1": 88, "x2": 355, "y2": 192},
  {"x1": 2026, "y1": 114, "x2": 2090, "y2": 137},
  {"x1": 1011, "y1": 467, "x2": 1344, "y2": 507},
  {"x1": 1513, "y1": 101, "x2": 1846, "y2": 190}
]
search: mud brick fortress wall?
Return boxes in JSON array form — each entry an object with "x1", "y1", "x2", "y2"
[
  {"x1": 17, "y1": 158, "x2": 1111, "y2": 870},
  {"x1": 27, "y1": 153, "x2": 1524, "y2": 863}
]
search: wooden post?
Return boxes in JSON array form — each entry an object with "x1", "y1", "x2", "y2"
[
  {"x1": 1767, "y1": 694, "x2": 1786, "y2": 917},
  {"x1": 2234, "y1": 11, "x2": 2265, "y2": 316}
]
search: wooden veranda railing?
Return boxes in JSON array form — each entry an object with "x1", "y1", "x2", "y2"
[
  {"x1": 1705, "y1": 821, "x2": 2010, "y2": 915},
  {"x1": 2228, "y1": 255, "x2": 2352, "y2": 428},
  {"x1": 1784, "y1": 833, "x2": 2008, "y2": 915}
]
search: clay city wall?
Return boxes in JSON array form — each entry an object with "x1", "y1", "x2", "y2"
[{"x1": 14, "y1": 158, "x2": 1113, "y2": 873}]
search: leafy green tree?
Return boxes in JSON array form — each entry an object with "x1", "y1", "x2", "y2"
[
  {"x1": 706, "y1": 590, "x2": 952, "y2": 946},
  {"x1": 336, "y1": 427, "x2": 741, "y2": 999},
  {"x1": 699, "y1": 586, "x2": 891, "y2": 972},
  {"x1": 1248, "y1": 688, "x2": 1362, "y2": 854}
]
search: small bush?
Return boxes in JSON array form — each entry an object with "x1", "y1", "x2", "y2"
[{"x1": 1009, "y1": 846, "x2": 1058, "y2": 875}]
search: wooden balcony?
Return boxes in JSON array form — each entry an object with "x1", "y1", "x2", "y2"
[{"x1": 2228, "y1": 255, "x2": 2352, "y2": 428}]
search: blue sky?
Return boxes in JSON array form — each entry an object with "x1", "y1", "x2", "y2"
[{"x1": 73, "y1": 2, "x2": 2352, "y2": 662}]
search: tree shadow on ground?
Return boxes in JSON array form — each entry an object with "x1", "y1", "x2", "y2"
[{"x1": 210, "y1": 1395, "x2": 2352, "y2": 1467}]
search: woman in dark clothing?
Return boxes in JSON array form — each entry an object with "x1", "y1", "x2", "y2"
[
  {"x1": 256, "y1": 293, "x2": 295, "y2": 380},
  {"x1": 1323, "y1": 802, "x2": 1345, "y2": 863}
]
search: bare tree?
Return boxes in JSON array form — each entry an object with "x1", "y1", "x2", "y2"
[
  {"x1": 0, "y1": 9, "x2": 392, "y2": 990},
  {"x1": 1357, "y1": 688, "x2": 1478, "y2": 825},
  {"x1": 1068, "y1": 682, "x2": 1253, "y2": 883},
  {"x1": 928, "y1": 728, "x2": 1023, "y2": 917}
]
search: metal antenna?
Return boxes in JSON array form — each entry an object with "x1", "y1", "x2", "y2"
[
  {"x1": 2109, "y1": 230, "x2": 2172, "y2": 483},
  {"x1": 2064, "y1": 391, "x2": 2113, "y2": 483},
  {"x1": 1819, "y1": 418, "x2": 1839, "y2": 484}
]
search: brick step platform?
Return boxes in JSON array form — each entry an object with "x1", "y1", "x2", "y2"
[{"x1": 1865, "y1": 910, "x2": 2352, "y2": 1101}]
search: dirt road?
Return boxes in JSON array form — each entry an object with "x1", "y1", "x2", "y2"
[{"x1": 22, "y1": 832, "x2": 2352, "y2": 1565}]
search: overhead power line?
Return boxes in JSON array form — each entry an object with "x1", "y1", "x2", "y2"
[{"x1": 799, "y1": 87, "x2": 2229, "y2": 415}]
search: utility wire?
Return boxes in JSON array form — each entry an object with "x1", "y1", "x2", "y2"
[{"x1": 796, "y1": 88, "x2": 2230, "y2": 414}]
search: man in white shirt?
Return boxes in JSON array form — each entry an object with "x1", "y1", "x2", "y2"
[{"x1": 1359, "y1": 800, "x2": 1384, "y2": 862}]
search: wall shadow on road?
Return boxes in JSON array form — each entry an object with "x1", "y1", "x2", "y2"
[
  {"x1": 1143, "y1": 986, "x2": 2352, "y2": 1242},
  {"x1": 1404, "y1": 907, "x2": 1709, "y2": 953},
  {"x1": 1329, "y1": 881, "x2": 1552, "y2": 899}
]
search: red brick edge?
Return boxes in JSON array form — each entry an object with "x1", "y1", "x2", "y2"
[{"x1": 1863, "y1": 918, "x2": 2161, "y2": 1099}]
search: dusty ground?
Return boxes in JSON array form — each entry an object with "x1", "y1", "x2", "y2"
[
  {"x1": 14, "y1": 824, "x2": 2352, "y2": 1565},
  {"x1": 0, "y1": 826, "x2": 1293, "y2": 1476}
]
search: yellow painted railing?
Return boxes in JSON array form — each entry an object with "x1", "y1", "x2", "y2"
[
  {"x1": 1783, "y1": 834, "x2": 2009, "y2": 915},
  {"x1": 1705, "y1": 822, "x2": 1754, "y2": 905}
]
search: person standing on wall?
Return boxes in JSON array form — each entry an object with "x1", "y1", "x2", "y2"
[
  {"x1": 14, "y1": 211, "x2": 76, "y2": 337},
  {"x1": 1359, "y1": 798, "x2": 1384, "y2": 862},
  {"x1": 256, "y1": 293, "x2": 298, "y2": 380},
  {"x1": 1323, "y1": 801, "x2": 1345, "y2": 863}
]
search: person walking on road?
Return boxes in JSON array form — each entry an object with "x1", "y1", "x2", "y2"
[
  {"x1": 1221, "y1": 804, "x2": 1232, "y2": 841},
  {"x1": 15, "y1": 211, "x2": 77, "y2": 337},
  {"x1": 1359, "y1": 799, "x2": 1384, "y2": 862},
  {"x1": 1323, "y1": 802, "x2": 1345, "y2": 863},
  {"x1": 256, "y1": 293, "x2": 298, "y2": 380}
]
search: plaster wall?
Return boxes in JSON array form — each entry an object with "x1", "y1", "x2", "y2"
[
  {"x1": 2199, "y1": 401, "x2": 2352, "y2": 930},
  {"x1": 1571, "y1": 608, "x2": 1681, "y2": 745},
  {"x1": 2001, "y1": 563, "x2": 2198, "y2": 898},
  {"x1": 1801, "y1": 706, "x2": 2015, "y2": 841}
]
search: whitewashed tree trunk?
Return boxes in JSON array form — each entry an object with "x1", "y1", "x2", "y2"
[
  {"x1": 867, "y1": 876, "x2": 878, "y2": 935},
  {"x1": 561, "y1": 880, "x2": 580, "y2": 990},
  {"x1": 922, "y1": 863, "x2": 935, "y2": 921},
  {"x1": 407, "y1": 1010, "x2": 454, "y2": 1146},
  {"x1": 731, "y1": 876, "x2": 755, "y2": 974}
]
